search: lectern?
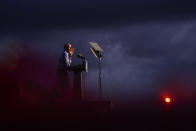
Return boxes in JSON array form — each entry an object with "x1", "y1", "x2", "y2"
[{"x1": 69, "y1": 54, "x2": 88, "y2": 101}]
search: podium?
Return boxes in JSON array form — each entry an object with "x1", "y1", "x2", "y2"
[
  {"x1": 69, "y1": 59, "x2": 87, "y2": 101},
  {"x1": 67, "y1": 52, "x2": 113, "y2": 111}
]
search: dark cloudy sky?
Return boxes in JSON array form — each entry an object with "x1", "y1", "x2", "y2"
[
  {"x1": 0, "y1": 0, "x2": 196, "y2": 104},
  {"x1": 1, "y1": 0, "x2": 196, "y2": 29}
]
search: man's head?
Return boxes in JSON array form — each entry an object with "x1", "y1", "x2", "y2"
[
  {"x1": 64, "y1": 43, "x2": 72, "y2": 51},
  {"x1": 64, "y1": 42, "x2": 74, "y2": 57}
]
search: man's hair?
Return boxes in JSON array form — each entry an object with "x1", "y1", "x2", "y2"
[{"x1": 64, "y1": 43, "x2": 71, "y2": 50}]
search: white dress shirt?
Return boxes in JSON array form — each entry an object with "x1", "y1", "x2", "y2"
[{"x1": 64, "y1": 51, "x2": 72, "y2": 67}]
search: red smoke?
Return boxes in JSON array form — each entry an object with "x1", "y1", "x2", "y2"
[{"x1": 0, "y1": 44, "x2": 59, "y2": 110}]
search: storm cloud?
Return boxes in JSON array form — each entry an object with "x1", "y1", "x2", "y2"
[
  {"x1": 1, "y1": 19, "x2": 196, "y2": 102},
  {"x1": 0, "y1": 0, "x2": 196, "y2": 104}
]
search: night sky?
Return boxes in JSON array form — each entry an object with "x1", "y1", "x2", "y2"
[{"x1": 1, "y1": 0, "x2": 196, "y2": 106}]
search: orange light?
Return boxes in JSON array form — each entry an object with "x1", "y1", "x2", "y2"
[{"x1": 165, "y1": 97, "x2": 171, "y2": 103}]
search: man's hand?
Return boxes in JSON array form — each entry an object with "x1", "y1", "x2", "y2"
[{"x1": 69, "y1": 48, "x2": 74, "y2": 57}]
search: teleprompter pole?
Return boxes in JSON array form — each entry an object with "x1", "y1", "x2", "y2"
[{"x1": 99, "y1": 57, "x2": 102, "y2": 100}]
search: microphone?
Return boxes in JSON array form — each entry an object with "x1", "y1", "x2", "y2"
[{"x1": 77, "y1": 53, "x2": 86, "y2": 60}]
